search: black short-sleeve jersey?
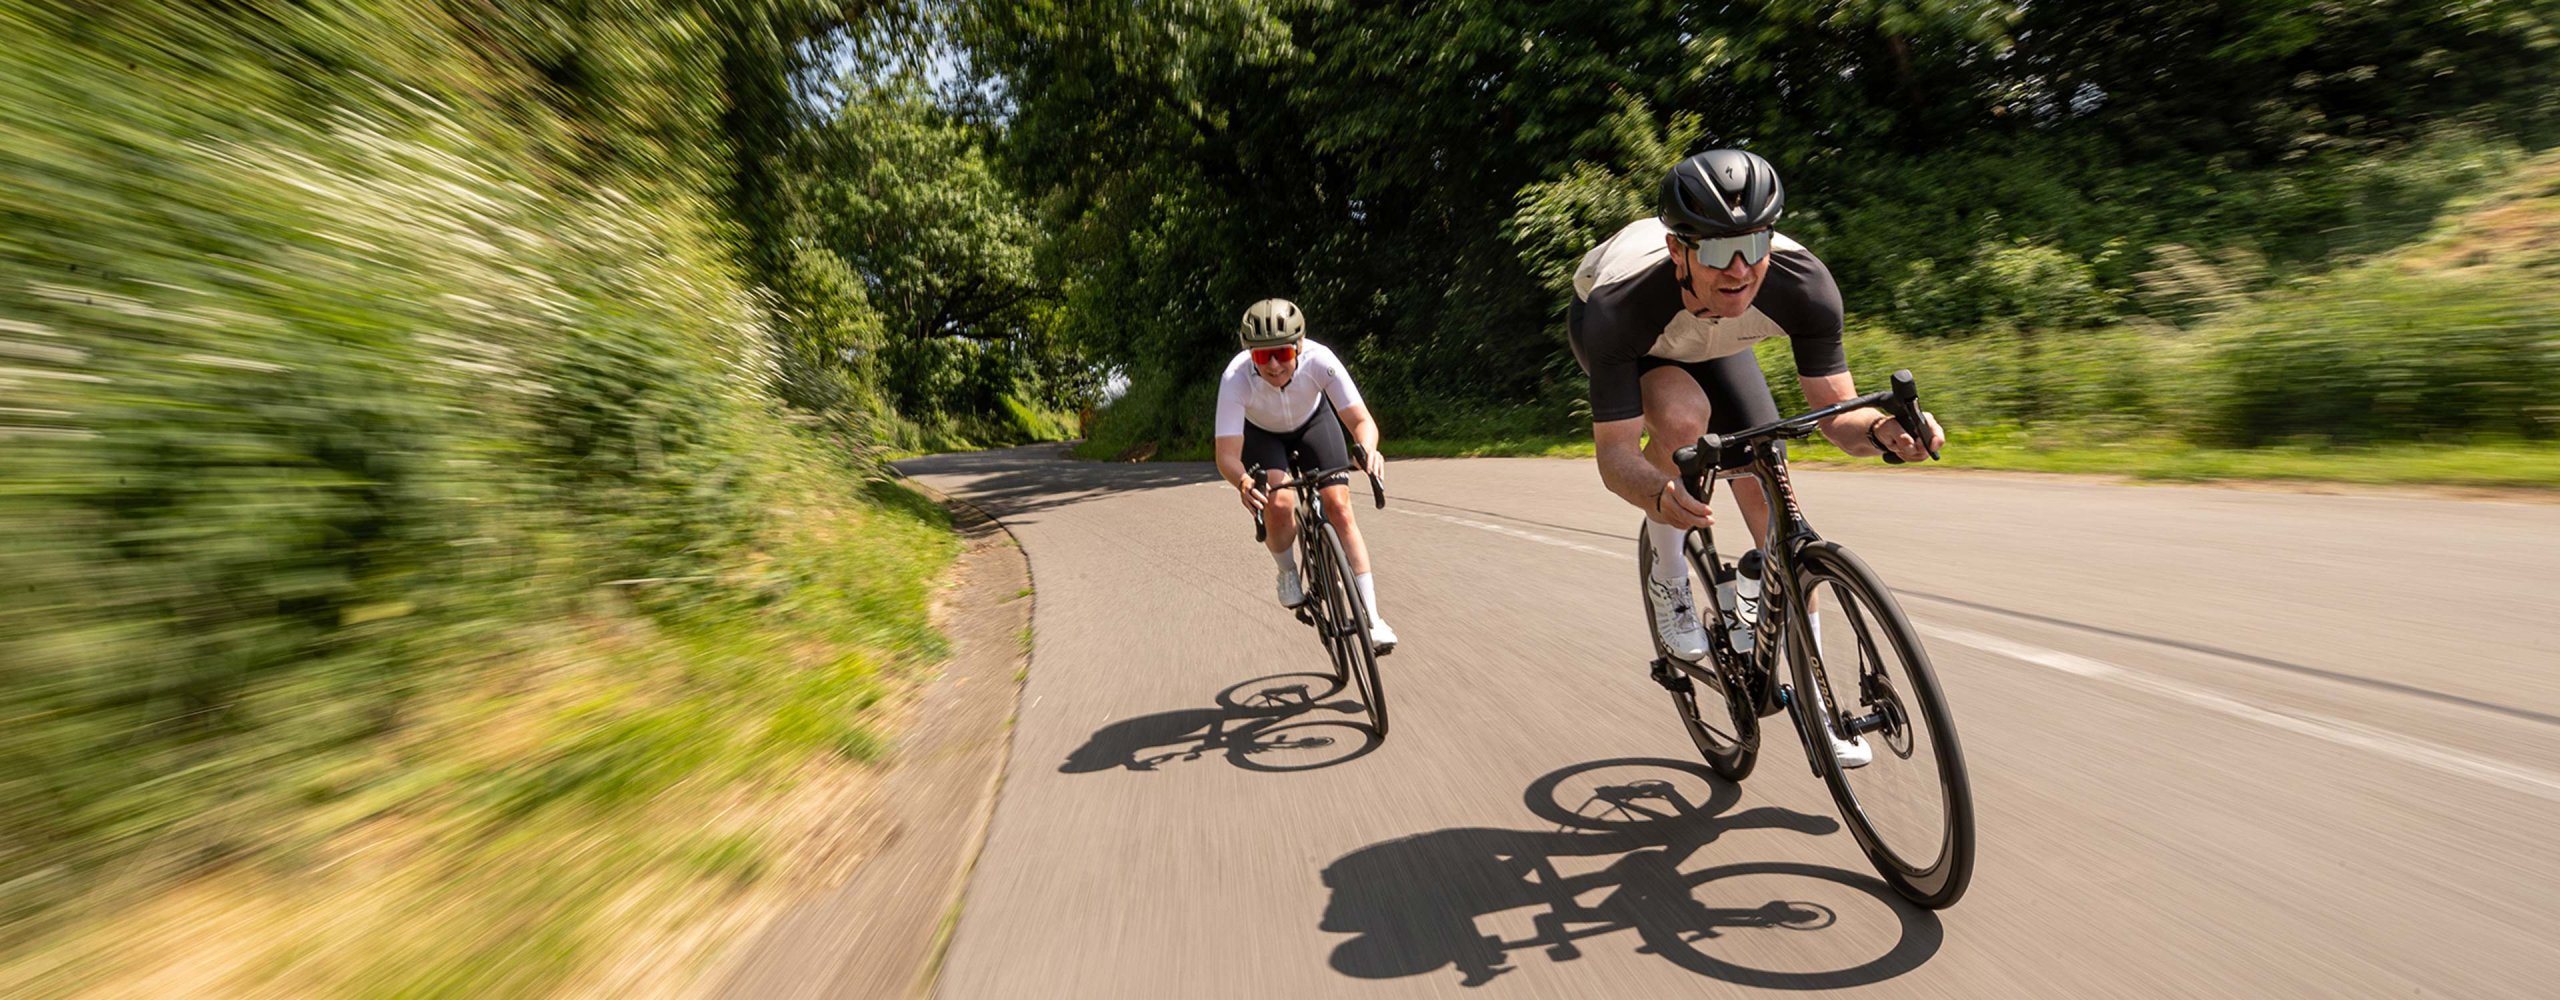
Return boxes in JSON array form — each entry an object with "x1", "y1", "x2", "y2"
[{"x1": 1566, "y1": 218, "x2": 1848, "y2": 424}]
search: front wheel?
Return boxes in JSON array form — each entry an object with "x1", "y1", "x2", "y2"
[
  {"x1": 1787, "y1": 541, "x2": 1974, "y2": 908},
  {"x1": 1300, "y1": 530, "x2": 1351, "y2": 687},
  {"x1": 1321, "y1": 523, "x2": 1388, "y2": 737}
]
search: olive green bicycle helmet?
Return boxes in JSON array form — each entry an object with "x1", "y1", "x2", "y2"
[{"x1": 1237, "y1": 298, "x2": 1307, "y2": 349}]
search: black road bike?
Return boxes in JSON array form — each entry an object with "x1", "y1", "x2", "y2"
[
  {"x1": 1252, "y1": 447, "x2": 1390, "y2": 735},
  {"x1": 1649, "y1": 370, "x2": 1975, "y2": 908}
]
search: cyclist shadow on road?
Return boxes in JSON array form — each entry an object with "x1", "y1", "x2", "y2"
[
  {"x1": 1319, "y1": 757, "x2": 1944, "y2": 988},
  {"x1": 1060, "y1": 672, "x2": 1380, "y2": 774}
]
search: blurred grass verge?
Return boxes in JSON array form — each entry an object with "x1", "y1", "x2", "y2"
[{"x1": 3, "y1": 2, "x2": 962, "y2": 995}]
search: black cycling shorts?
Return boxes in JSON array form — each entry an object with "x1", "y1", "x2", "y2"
[
  {"x1": 1637, "y1": 352, "x2": 1781, "y2": 471},
  {"x1": 1240, "y1": 403, "x2": 1354, "y2": 484}
]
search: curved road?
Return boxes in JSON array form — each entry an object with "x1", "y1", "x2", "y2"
[{"x1": 901, "y1": 446, "x2": 2560, "y2": 998}]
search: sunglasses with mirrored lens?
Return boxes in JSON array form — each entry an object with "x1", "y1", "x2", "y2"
[
  {"x1": 1682, "y1": 229, "x2": 1774, "y2": 270},
  {"x1": 1251, "y1": 346, "x2": 1297, "y2": 366}
]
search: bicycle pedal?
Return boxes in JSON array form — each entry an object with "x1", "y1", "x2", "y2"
[{"x1": 1648, "y1": 658, "x2": 1692, "y2": 694}]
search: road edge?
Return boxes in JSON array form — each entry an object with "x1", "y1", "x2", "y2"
[{"x1": 708, "y1": 476, "x2": 1032, "y2": 1000}]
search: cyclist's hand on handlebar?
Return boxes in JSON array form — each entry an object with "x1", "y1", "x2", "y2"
[
  {"x1": 1237, "y1": 475, "x2": 1271, "y2": 513},
  {"x1": 1360, "y1": 446, "x2": 1387, "y2": 484},
  {"x1": 1648, "y1": 478, "x2": 1713, "y2": 530},
  {"x1": 1873, "y1": 410, "x2": 1944, "y2": 463}
]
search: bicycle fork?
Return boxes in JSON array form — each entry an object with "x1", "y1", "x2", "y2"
[{"x1": 1773, "y1": 579, "x2": 1911, "y2": 776}]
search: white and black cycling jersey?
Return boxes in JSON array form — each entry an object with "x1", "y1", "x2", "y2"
[
  {"x1": 1567, "y1": 218, "x2": 1849, "y2": 424},
  {"x1": 1213, "y1": 338, "x2": 1367, "y2": 437}
]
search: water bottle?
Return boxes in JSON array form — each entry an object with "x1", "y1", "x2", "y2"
[
  {"x1": 1730, "y1": 549, "x2": 1765, "y2": 653},
  {"x1": 1711, "y1": 565, "x2": 1741, "y2": 631}
]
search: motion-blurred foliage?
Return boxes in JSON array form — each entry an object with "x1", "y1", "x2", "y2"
[{"x1": 0, "y1": 0, "x2": 1015, "y2": 971}]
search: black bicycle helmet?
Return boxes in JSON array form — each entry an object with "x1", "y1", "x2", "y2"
[{"x1": 1657, "y1": 149, "x2": 1785, "y2": 238}]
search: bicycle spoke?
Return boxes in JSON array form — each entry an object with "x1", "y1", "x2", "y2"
[{"x1": 1792, "y1": 543, "x2": 1974, "y2": 909}]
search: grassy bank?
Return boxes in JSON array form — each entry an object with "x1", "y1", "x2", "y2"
[
  {"x1": 2, "y1": 3, "x2": 970, "y2": 994},
  {"x1": 4, "y1": 475, "x2": 958, "y2": 997}
]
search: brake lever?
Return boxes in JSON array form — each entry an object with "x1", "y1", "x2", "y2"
[
  {"x1": 1351, "y1": 443, "x2": 1385, "y2": 509},
  {"x1": 1669, "y1": 434, "x2": 1723, "y2": 501},
  {"x1": 1884, "y1": 369, "x2": 1938, "y2": 463},
  {"x1": 1245, "y1": 464, "x2": 1269, "y2": 542}
]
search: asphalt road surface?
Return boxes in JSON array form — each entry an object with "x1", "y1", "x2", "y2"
[{"x1": 898, "y1": 446, "x2": 2560, "y2": 999}]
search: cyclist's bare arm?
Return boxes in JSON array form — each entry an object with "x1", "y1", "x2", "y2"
[
  {"x1": 1337, "y1": 404, "x2": 1380, "y2": 452},
  {"x1": 1213, "y1": 435, "x2": 1269, "y2": 511},
  {"x1": 1801, "y1": 372, "x2": 1942, "y2": 461},
  {"x1": 1595, "y1": 416, "x2": 1709, "y2": 528},
  {"x1": 1337, "y1": 403, "x2": 1384, "y2": 479}
]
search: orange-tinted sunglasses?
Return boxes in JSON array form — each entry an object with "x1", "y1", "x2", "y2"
[{"x1": 1251, "y1": 346, "x2": 1297, "y2": 366}]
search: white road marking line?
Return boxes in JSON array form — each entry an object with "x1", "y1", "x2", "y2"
[
  {"x1": 1381, "y1": 496, "x2": 2560, "y2": 803},
  {"x1": 1929, "y1": 624, "x2": 2560, "y2": 804},
  {"x1": 1388, "y1": 506, "x2": 1632, "y2": 561}
]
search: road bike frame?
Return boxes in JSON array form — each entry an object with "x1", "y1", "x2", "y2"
[
  {"x1": 1657, "y1": 372, "x2": 1935, "y2": 777},
  {"x1": 1250, "y1": 445, "x2": 1390, "y2": 731}
]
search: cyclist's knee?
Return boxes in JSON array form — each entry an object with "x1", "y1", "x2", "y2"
[
  {"x1": 1644, "y1": 407, "x2": 1706, "y2": 448},
  {"x1": 1322, "y1": 499, "x2": 1355, "y2": 529}
]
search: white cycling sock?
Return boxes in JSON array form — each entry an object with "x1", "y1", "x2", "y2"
[
  {"x1": 1355, "y1": 573, "x2": 1381, "y2": 624},
  {"x1": 1644, "y1": 519, "x2": 1689, "y2": 583},
  {"x1": 1270, "y1": 546, "x2": 1295, "y2": 573}
]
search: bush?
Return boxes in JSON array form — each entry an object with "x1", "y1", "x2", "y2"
[
  {"x1": 1892, "y1": 239, "x2": 2124, "y2": 337},
  {"x1": 2194, "y1": 275, "x2": 2560, "y2": 445}
]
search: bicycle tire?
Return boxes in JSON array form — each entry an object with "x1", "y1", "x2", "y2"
[
  {"x1": 1637, "y1": 528, "x2": 1756, "y2": 780},
  {"x1": 1293, "y1": 522, "x2": 1349, "y2": 684},
  {"x1": 1786, "y1": 540, "x2": 1974, "y2": 908},
  {"x1": 1321, "y1": 522, "x2": 1388, "y2": 737}
]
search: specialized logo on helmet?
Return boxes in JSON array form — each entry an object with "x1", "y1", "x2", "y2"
[{"x1": 1659, "y1": 149, "x2": 1785, "y2": 238}]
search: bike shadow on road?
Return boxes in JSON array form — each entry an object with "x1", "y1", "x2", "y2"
[
  {"x1": 1318, "y1": 757, "x2": 1944, "y2": 989},
  {"x1": 893, "y1": 446, "x2": 1218, "y2": 520},
  {"x1": 1059, "y1": 672, "x2": 1380, "y2": 774}
]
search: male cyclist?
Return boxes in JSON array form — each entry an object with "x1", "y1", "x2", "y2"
[
  {"x1": 1212, "y1": 298, "x2": 1398, "y2": 653},
  {"x1": 1568, "y1": 149, "x2": 1943, "y2": 768}
]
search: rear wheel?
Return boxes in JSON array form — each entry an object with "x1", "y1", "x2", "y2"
[
  {"x1": 1787, "y1": 541, "x2": 1974, "y2": 908},
  {"x1": 1321, "y1": 523, "x2": 1388, "y2": 737},
  {"x1": 1641, "y1": 528, "x2": 1757, "y2": 780}
]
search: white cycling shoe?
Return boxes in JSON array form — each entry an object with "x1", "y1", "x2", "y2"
[
  {"x1": 1644, "y1": 576, "x2": 1711, "y2": 662},
  {"x1": 1829, "y1": 732, "x2": 1874, "y2": 770},
  {"x1": 1276, "y1": 568, "x2": 1306, "y2": 608},
  {"x1": 1805, "y1": 681, "x2": 1875, "y2": 769},
  {"x1": 1368, "y1": 618, "x2": 1398, "y2": 655}
]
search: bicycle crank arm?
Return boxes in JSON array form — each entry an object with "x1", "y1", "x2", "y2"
[
  {"x1": 1772, "y1": 684, "x2": 1835, "y2": 778},
  {"x1": 1841, "y1": 709, "x2": 1894, "y2": 737}
]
